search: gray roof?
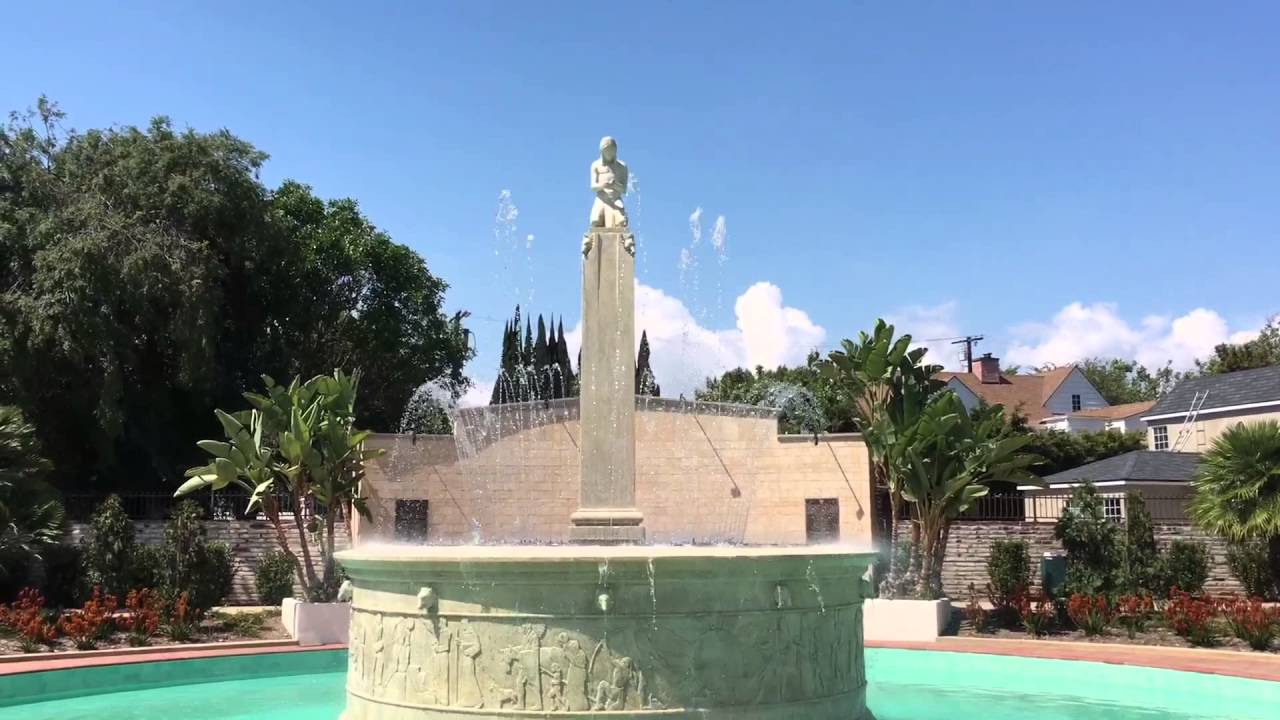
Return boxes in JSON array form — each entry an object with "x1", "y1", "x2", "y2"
[
  {"x1": 1042, "y1": 450, "x2": 1201, "y2": 485},
  {"x1": 1146, "y1": 365, "x2": 1280, "y2": 418}
]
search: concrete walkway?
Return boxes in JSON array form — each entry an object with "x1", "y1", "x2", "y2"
[{"x1": 869, "y1": 637, "x2": 1280, "y2": 683}]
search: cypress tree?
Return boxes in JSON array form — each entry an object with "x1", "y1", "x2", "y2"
[
  {"x1": 635, "y1": 330, "x2": 661, "y2": 397},
  {"x1": 534, "y1": 315, "x2": 551, "y2": 400},
  {"x1": 556, "y1": 317, "x2": 575, "y2": 398}
]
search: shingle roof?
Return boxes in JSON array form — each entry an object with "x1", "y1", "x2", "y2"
[
  {"x1": 1042, "y1": 450, "x2": 1201, "y2": 485},
  {"x1": 1145, "y1": 365, "x2": 1280, "y2": 418},
  {"x1": 1072, "y1": 400, "x2": 1156, "y2": 420},
  {"x1": 937, "y1": 366, "x2": 1078, "y2": 424}
]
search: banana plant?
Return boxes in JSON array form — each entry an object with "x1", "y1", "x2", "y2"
[
  {"x1": 178, "y1": 370, "x2": 382, "y2": 600},
  {"x1": 893, "y1": 393, "x2": 1042, "y2": 598}
]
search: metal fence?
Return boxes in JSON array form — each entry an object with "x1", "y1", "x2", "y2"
[
  {"x1": 62, "y1": 490, "x2": 316, "y2": 523},
  {"x1": 958, "y1": 490, "x2": 1191, "y2": 524}
]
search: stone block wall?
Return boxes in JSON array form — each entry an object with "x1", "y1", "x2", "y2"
[
  {"x1": 358, "y1": 397, "x2": 875, "y2": 547},
  {"x1": 69, "y1": 519, "x2": 349, "y2": 606},
  {"x1": 915, "y1": 521, "x2": 1242, "y2": 598}
]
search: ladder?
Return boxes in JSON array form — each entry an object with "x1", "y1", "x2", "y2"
[{"x1": 1170, "y1": 390, "x2": 1208, "y2": 452}]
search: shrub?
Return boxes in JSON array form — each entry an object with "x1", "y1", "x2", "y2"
[
  {"x1": 1226, "y1": 540, "x2": 1277, "y2": 600},
  {"x1": 1163, "y1": 590, "x2": 1218, "y2": 647},
  {"x1": 58, "y1": 586, "x2": 117, "y2": 650},
  {"x1": 1055, "y1": 482, "x2": 1119, "y2": 597},
  {"x1": 1067, "y1": 593, "x2": 1111, "y2": 636},
  {"x1": 965, "y1": 583, "x2": 990, "y2": 634},
  {"x1": 1160, "y1": 540, "x2": 1209, "y2": 595},
  {"x1": 166, "y1": 591, "x2": 201, "y2": 642},
  {"x1": 120, "y1": 588, "x2": 163, "y2": 647},
  {"x1": 986, "y1": 540, "x2": 1030, "y2": 612},
  {"x1": 216, "y1": 609, "x2": 268, "y2": 638},
  {"x1": 1016, "y1": 593, "x2": 1055, "y2": 637},
  {"x1": 84, "y1": 496, "x2": 137, "y2": 598},
  {"x1": 1115, "y1": 594, "x2": 1154, "y2": 639},
  {"x1": 130, "y1": 544, "x2": 166, "y2": 594},
  {"x1": 1222, "y1": 595, "x2": 1278, "y2": 651},
  {"x1": 255, "y1": 551, "x2": 295, "y2": 606},
  {"x1": 1117, "y1": 493, "x2": 1160, "y2": 594},
  {"x1": 1, "y1": 587, "x2": 58, "y2": 652},
  {"x1": 161, "y1": 500, "x2": 231, "y2": 612},
  {"x1": 39, "y1": 543, "x2": 86, "y2": 608}
]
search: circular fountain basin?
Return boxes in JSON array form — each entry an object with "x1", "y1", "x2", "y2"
[{"x1": 336, "y1": 544, "x2": 876, "y2": 719}]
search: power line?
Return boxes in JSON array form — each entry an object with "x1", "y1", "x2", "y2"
[{"x1": 950, "y1": 335, "x2": 984, "y2": 373}]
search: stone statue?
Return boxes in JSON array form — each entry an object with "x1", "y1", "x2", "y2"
[{"x1": 589, "y1": 136, "x2": 628, "y2": 230}]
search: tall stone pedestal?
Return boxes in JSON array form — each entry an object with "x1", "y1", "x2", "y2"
[{"x1": 573, "y1": 228, "x2": 644, "y2": 543}]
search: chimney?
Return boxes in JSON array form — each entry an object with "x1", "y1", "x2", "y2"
[{"x1": 974, "y1": 353, "x2": 1001, "y2": 384}]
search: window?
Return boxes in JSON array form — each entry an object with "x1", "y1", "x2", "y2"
[
  {"x1": 1153, "y1": 425, "x2": 1169, "y2": 451},
  {"x1": 394, "y1": 500, "x2": 429, "y2": 544},
  {"x1": 805, "y1": 499, "x2": 840, "y2": 543},
  {"x1": 1071, "y1": 394, "x2": 1082, "y2": 412},
  {"x1": 1103, "y1": 497, "x2": 1124, "y2": 522}
]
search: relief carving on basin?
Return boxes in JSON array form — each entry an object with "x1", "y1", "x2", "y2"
[{"x1": 337, "y1": 546, "x2": 874, "y2": 719}]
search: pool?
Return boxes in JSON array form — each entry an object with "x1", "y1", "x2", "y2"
[{"x1": 1, "y1": 648, "x2": 1276, "y2": 719}]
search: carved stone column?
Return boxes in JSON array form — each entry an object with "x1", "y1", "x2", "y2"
[{"x1": 572, "y1": 228, "x2": 644, "y2": 543}]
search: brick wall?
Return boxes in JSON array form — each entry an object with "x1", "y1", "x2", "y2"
[
  {"x1": 913, "y1": 521, "x2": 1242, "y2": 598},
  {"x1": 69, "y1": 519, "x2": 349, "y2": 606}
]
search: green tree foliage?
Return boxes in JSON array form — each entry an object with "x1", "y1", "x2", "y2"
[
  {"x1": 1159, "y1": 540, "x2": 1209, "y2": 595},
  {"x1": 0, "y1": 406, "x2": 65, "y2": 595},
  {"x1": 160, "y1": 500, "x2": 233, "y2": 612},
  {"x1": 490, "y1": 307, "x2": 579, "y2": 404},
  {"x1": 83, "y1": 495, "x2": 137, "y2": 598},
  {"x1": 0, "y1": 98, "x2": 471, "y2": 493},
  {"x1": 255, "y1": 550, "x2": 296, "y2": 605},
  {"x1": 179, "y1": 370, "x2": 382, "y2": 601},
  {"x1": 1197, "y1": 315, "x2": 1280, "y2": 375},
  {"x1": 1188, "y1": 419, "x2": 1280, "y2": 592},
  {"x1": 1077, "y1": 358, "x2": 1182, "y2": 405},
  {"x1": 698, "y1": 352, "x2": 853, "y2": 433},
  {"x1": 987, "y1": 540, "x2": 1031, "y2": 610},
  {"x1": 1055, "y1": 482, "x2": 1120, "y2": 597},
  {"x1": 1118, "y1": 493, "x2": 1160, "y2": 595},
  {"x1": 995, "y1": 413, "x2": 1145, "y2": 476},
  {"x1": 1226, "y1": 539, "x2": 1278, "y2": 600},
  {"x1": 635, "y1": 331, "x2": 661, "y2": 397}
]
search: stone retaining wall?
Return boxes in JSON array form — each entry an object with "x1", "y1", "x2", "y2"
[
  {"x1": 903, "y1": 521, "x2": 1242, "y2": 598},
  {"x1": 68, "y1": 519, "x2": 349, "y2": 606}
]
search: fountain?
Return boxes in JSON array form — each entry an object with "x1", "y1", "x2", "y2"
[{"x1": 336, "y1": 138, "x2": 877, "y2": 719}]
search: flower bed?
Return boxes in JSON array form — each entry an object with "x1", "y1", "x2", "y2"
[{"x1": 0, "y1": 587, "x2": 286, "y2": 656}]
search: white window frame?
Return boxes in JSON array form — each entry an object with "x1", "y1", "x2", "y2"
[
  {"x1": 1071, "y1": 394, "x2": 1082, "y2": 412},
  {"x1": 1153, "y1": 425, "x2": 1169, "y2": 451},
  {"x1": 1103, "y1": 496, "x2": 1124, "y2": 522}
]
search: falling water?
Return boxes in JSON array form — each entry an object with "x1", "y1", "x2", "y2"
[{"x1": 646, "y1": 557, "x2": 658, "y2": 629}]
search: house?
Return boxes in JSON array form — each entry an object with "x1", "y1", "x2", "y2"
[
  {"x1": 938, "y1": 353, "x2": 1110, "y2": 431},
  {"x1": 1037, "y1": 400, "x2": 1155, "y2": 434},
  {"x1": 1019, "y1": 450, "x2": 1201, "y2": 522},
  {"x1": 1140, "y1": 364, "x2": 1280, "y2": 452}
]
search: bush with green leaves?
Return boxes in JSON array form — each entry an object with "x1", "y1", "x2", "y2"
[
  {"x1": 1117, "y1": 493, "x2": 1160, "y2": 595},
  {"x1": 159, "y1": 500, "x2": 232, "y2": 612},
  {"x1": 84, "y1": 495, "x2": 137, "y2": 598},
  {"x1": 1227, "y1": 539, "x2": 1278, "y2": 600},
  {"x1": 986, "y1": 540, "x2": 1030, "y2": 611},
  {"x1": 38, "y1": 543, "x2": 86, "y2": 608},
  {"x1": 1055, "y1": 482, "x2": 1119, "y2": 597},
  {"x1": 1159, "y1": 540, "x2": 1209, "y2": 596},
  {"x1": 255, "y1": 550, "x2": 295, "y2": 605},
  {"x1": 0, "y1": 405, "x2": 65, "y2": 600}
]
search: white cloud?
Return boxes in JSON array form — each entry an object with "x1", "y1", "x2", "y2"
[
  {"x1": 557, "y1": 281, "x2": 824, "y2": 397},
  {"x1": 884, "y1": 301, "x2": 964, "y2": 370},
  {"x1": 458, "y1": 379, "x2": 494, "y2": 408},
  {"x1": 1005, "y1": 302, "x2": 1254, "y2": 370}
]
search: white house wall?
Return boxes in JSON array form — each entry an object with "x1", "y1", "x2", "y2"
[
  {"x1": 1044, "y1": 368, "x2": 1108, "y2": 416},
  {"x1": 946, "y1": 378, "x2": 982, "y2": 412}
]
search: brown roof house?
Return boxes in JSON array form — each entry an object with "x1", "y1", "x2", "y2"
[{"x1": 937, "y1": 353, "x2": 1119, "y2": 433}]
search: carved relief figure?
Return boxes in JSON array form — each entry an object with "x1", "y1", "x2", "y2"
[
  {"x1": 456, "y1": 622, "x2": 484, "y2": 709},
  {"x1": 385, "y1": 619, "x2": 413, "y2": 701},
  {"x1": 592, "y1": 655, "x2": 637, "y2": 711},
  {"x1": 427, "y1": 619, "x2": 453, "y2": 706},
  {"x1": 543, "y1": 662, "x2": 567, "y2": 711},
  {"x1": 348, "y1": 614, "x2": 364, "y2": 686},
  {"x1": 371, "y1": 614, "x2": 387, "y2": 689},
  {"x1": 561, "y1": 636, "x2": 590, "y2": 711}
]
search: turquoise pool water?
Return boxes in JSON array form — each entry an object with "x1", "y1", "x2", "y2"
[{"x1": 1, "y1": 648, "x2": 1277, "y2": 719}]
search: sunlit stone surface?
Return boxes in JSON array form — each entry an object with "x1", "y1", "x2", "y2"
[{"x1": 337, "y1": 545, "x2": 874, "y2": 719}]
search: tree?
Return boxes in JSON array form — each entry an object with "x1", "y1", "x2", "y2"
[
  {"x1": 0, "y1": 406, "x2": 64, "y2": 589},
  {"x1": 1118, "y1": 492, "x2": 1160, "y2": 595},
  {"x1": 0, "y1": 98, "x2": 471, "y2": 493},
  {"x1": 1197, "y1": 315, "x2": 1280, "y2": 375},
  {"x1": 1078, "y1": 358, "x2": 1181, "y2": 405},
  {"x1": 1188, "y1": 420, "x2": 1280, "y2": 590},
  {"x1": 892, "y1": 395, "x2": 1040, "y2": 597},
  {"x1": 179, "y1": 370, "x2": 383, "y2": 601},
  {"x1": 1019, "y1": 427, "x2": 1147, "y2": 476},
  {"x1": 1055, "y1": 482, "x2": 1120, "y2": 597},
  {"x1": 698, "y1": 352, "x2": 853, "y2": 433},
  {"x1": 635, "y1": 331, "x2": 660, "y2": 397}
]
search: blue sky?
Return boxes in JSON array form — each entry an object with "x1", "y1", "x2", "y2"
[{"x1": 5, "y1": 2, "x2": 1277, "y2": 401}]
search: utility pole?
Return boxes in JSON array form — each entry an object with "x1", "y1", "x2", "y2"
[{"x1": 951, "y1": 335, "x2": 984, "y2": 373}]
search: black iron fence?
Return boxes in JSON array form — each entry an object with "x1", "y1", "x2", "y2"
[
  {"x1": 958, "y1": 490, "x2": 1190, "y2": 524},
  {"x1": 62, "y1": 490, "x2": 317, "y2": 523}
]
